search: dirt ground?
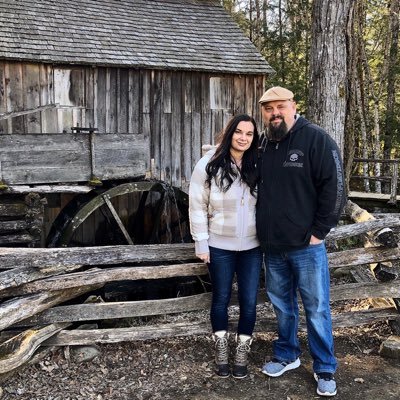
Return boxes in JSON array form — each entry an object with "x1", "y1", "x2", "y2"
[{"x1": 1, "y1": 313, "x2": 399, "y2": 400}]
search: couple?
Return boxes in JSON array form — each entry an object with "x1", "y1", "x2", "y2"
[{"x1": 188, "y1": 86, "x2": 346, "y2": 397}]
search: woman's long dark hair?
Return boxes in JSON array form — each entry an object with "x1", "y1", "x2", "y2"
[{"x1": 205, "y1": 114, "x2": 259, "y2": 195}]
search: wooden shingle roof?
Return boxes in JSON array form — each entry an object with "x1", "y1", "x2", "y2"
[{"x1": 0, "y1": 0, "x2": 273, "y2": 75}]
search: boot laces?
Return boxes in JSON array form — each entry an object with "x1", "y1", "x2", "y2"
[
  {"x1": 235, "y1": 340, "x2": 251, "y2": 363},
  {"x1": 215, "y1": 336, "x2": 229, "y2": 363}
]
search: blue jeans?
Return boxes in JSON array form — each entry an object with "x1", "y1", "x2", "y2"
[
  {"x1": 265, "y1": 242, "x2": 337, "y2": 374},
  {"x1": 208, "y1": 246, "x2": 262, "y2": 336}
]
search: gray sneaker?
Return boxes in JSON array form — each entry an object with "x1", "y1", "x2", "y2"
[
  {"x1": 314, "y1": 372, "x2": 337, "y2": 396},
  {"x1": 261, "y1": 357, "x2": 301, "y2": 377}
]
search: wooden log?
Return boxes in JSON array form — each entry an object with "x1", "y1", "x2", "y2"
[
  {"x1": 374, "y1": 213, "x2": 400, "y2": 219},
  {"x1": 330, "y1": 279, "x2": 400, "y2": 302},
  {"x1": 346, "y1": 199, "x2": 385, "y2": 230},
  {"x1": 0, "y1": 203, "x2": 27, "y2": 217},
  {"x1": 4, "y1": 257, "x2": 397, "y2": 300},
  {"x1": 0, "y1": 243, "x2": 197, "y2": 269},
  {"x1": 350, "y1": 267, "x2": 396, "y2": 312},
  {"x1": 13, "y1": 275, "x2": 400, "y2": 327},
  {"x1": 45, "y1": 320, "x2": 211, "y2": 345},
  {"x1": 379, "y1": 335, "x2": 400, "y2": 359},
  {"x1": 345, "y1": 200, "x2": 400, "y2": 309},
  {"x1": 17, "y1": 293, "x2": 213, "y2": 326},
  {"x1": 43, "y1": 307, "x2": 400, "y2": 346},
  {"x1": 0, "y1": 220, "x2": 29, "y2": 233},
  {"x1": 24, "y1": 193, "x2": 45, "y2": 246},
  {"x1": 0, "y1": 242, "x2": 399, "y2": 271},
  {"x1": 345, "y1": 199, "x2": 398, "y2": 248},
  {"x1": 331, "y1": 307, "x2": 399, "y2": 328},
  {"x1": 0, "y1": 263, "x2": 208, "y2": 297},
  {"x1": 327, "y1": 216, "x2": 400, "y2": 242},
  {"x1": 0, "y1": 233, "x2": 33, "y2": 245},
  {"x1": 0, "y1": 286, "x2": 101, "y2": 331},
  {"x1": 4, "y1": 185, "x2": 93, "y2": 194},
  {"x1": 0, "y1": 264, "x2": 83, "y2": 292},
  {"x1": 0, "y1": 323, "x2": 68, "y2": 374},
  {"x1": 327, "y1": 245, "x2": 400, "y2": 268}
]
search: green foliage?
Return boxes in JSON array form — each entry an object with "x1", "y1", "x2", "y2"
[
  {"x1": 223, "y1": 0, "x2": 400, "y2": 157},
  {"x1": 223, "y1": 0, "x2": 313, "y2": 113},
  {"x1": 356, "y1": 0, "x2": 400, "y2": 157}
]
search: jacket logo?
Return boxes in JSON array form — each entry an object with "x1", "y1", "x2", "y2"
[{"x1": 284, "y1": 150, "x2": 304, "y2": 168}]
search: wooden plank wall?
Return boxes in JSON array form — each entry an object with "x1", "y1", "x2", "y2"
[
  {"x1": 0, "y1": 61, "x2": 266, "y2": 190},
  {"x1": 0, "y1": 133, "x2": 149, "y2": 185}
]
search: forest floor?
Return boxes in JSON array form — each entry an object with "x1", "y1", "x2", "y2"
[{"x1": 1, "y1": 303, "x2": 399, "y2": 400}]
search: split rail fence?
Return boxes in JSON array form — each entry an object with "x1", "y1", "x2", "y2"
[{"x1": 0, "y1": 215, "x2": 400, "y2": 374}]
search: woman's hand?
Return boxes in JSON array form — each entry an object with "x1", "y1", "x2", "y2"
[
  {"x1": 309, "y1": 235, "x2": 323, "y2": 245},
  {"x1": 197, "y1": 253, "x2": 210, "y2": 263}
]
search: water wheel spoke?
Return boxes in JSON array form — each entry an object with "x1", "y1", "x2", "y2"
[{"x1": 101, "y1": 194, "x2": 134, "y2": 245}]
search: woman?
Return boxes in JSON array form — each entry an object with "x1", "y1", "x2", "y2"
[{"x1": 189, "y1": 114, "x2": 262, "y2": 379}]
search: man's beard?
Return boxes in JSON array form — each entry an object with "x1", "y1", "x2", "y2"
[{"x1": 267, "y1": 118, "x2": 288, "y2": 141}]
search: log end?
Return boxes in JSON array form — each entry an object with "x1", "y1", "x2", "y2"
[{"x1": 379, "y1": 335, "x2": 400, "y2": 360}]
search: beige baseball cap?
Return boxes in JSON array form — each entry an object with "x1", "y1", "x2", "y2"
[{"x1": 259, "y1": 86, "x2": 294, "y2": 104}]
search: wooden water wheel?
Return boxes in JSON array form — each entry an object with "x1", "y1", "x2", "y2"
[
  {"x1": 46, "y1": 180, "x2": 191, "y2": 248},
  {"x1": 45, "y1": 180, "x2": 207, "y2": 300}
]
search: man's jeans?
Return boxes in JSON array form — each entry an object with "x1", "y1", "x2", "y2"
[
  {"x1": 208, "y1": 246, "x2": 262, "y2": 336},
  {"x1": 265, "y1": 242, "x2": 337, "y2": 374}
]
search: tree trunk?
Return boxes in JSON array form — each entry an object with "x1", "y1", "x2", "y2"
[
  {"x1": 308, "y1": 0, "x2": 353, "y2": 154},
  {"x1": 383, "y1": 0, "x2": 400, "y2": 161}
]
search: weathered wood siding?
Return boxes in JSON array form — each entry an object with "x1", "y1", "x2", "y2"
[
  {"x1": 0, "y1": 61, "x2": 265, "y2": 189},
  {"x1": 0, "y1": 133, "x2": 149, "y2": 185}
]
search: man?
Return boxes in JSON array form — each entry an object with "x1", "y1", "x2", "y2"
[{"x1": 257, "y1": 86, "x2": 346, "y2": 397}]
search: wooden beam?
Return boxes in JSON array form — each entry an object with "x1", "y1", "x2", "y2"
[
  {"x1": 0, "y1": 243, "x2": 197, "y2": 269},
  {"x1": 0, "y1": 203, "x2": 27, "y2": 217},
  {"x1": 0, "y1": 323, "x2": 68, "y2": 374},
  {"x1": 330, "y1": 279, "x2": 400, "y2": 301},
  {"x1": 0, "y1": 220, "x2": 29, "y2": 232},
  {"x1": 0, "y1": 242, "x2": 399, "y2": 271},
  {"x1": 13, "y1": 276, "x2": 400, "y2": 327},
  {"x1": 0, "y1": 233, "x2": 33, "y2": 245},
  {"x1": 0, "y1": 263, "x2": 208, "y2": 297},
  {"x1": 43, "y1": 307, "x2": 399, "y2": 346},
  {"x1": 102, "y1": 195, "x2": 134, "y2": 245},
  {"x1": 4, "y1": 185, "x2": 93, "y2": 194},
  {"x1": 17, "y1": 293, "x2": 213, "y2": 326},
  {"x1": 0, "y1": 134, "x2": 149, "y2": 185},
  {"x1": 0, "y1": 264, "x2": 83, "y2": 292},
  {"x1": 327, "y1": 245, "x2": 400, "y2": 268},
  {"x1": 0, "y1": 104, "x2": 58, "y2": 120},
  {"x1": 327, "y1": 216, "x2": 400, "y2": 241},
  {"x1": 0, "y1": 286, "x2": 101, "y2": 331}
]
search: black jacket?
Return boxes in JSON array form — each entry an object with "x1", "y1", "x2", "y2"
[{"x1": 256, "y1": 116, "x2": 346, "y2": 252}]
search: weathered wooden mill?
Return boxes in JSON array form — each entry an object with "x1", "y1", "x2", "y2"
[
  {"x1": 0, "y1": 0, "x2": 272, "y2": 248},
  {"x1": 0, "y1": 0, "x2": 276, "y2": 373},
  {"x1": 0, "y1": 0, "x2": 399, "y2": 376}
]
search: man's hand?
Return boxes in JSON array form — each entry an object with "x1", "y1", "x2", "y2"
[
  {"x1": 197, "y1": 253, "x2": 210, "y2": 263},
  {"x1": 310, "y1": 235, "x2": 323, "y2": 245}
]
